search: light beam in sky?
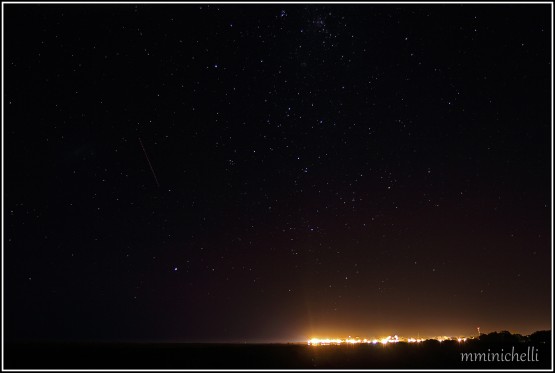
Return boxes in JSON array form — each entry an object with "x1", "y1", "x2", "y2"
[{"x1": 138, "y1": 137, "x2": 160, "y2": 187}]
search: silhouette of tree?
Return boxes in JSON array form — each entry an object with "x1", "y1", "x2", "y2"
[{"x1": 529, "y1": 330, "x2": 550, "y2": 344}]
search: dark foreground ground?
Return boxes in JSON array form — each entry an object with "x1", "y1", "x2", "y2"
[{"x1": 5, "y1": 340, "x2": 552, "y2": 369}]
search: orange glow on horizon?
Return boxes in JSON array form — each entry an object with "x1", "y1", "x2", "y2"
[{"x1": 307, "y1": 334, "x2": 469, "y2": 345}]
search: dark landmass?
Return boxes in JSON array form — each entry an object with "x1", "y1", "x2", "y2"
[{"x1": 4, "y1": 331, "x2": 551, "y2": 369}]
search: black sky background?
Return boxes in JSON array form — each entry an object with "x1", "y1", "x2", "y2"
[{"x1": 4, "y1": 3, "x2": 552, "y2": 343}]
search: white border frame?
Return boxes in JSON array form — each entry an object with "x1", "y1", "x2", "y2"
[{"x1": 1, "y1": 1, "x2": 553, "y2": 371}]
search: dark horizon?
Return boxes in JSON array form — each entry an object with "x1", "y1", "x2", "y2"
[
  {"x1": 4, "y1": 2, "x2": 552, "y2": 345},
  {"x1": 8, "y1": 330, "x2": 551, "y2": 345},
  {"x1": 5, "y1": 330, "x2": 552, "y2": 369}
]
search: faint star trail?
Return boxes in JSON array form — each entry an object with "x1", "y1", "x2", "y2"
[{"x1": 138, "y1": 137, "x2": 160, "y2": 187}]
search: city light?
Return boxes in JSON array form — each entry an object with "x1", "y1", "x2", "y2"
[{"x1": 307, "y1": 334, "x2": 469, "y2": 345}]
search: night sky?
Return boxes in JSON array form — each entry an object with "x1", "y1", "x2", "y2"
[{"x1": 4, "y1": 3, "x2": 552, "y2": 343}]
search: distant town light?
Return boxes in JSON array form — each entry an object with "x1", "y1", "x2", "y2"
[{"x1": 307, "y1": 334, "x2": 467, "y2": 346}]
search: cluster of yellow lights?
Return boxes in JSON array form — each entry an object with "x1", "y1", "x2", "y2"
[
  {"x1": 308, "y1": 335, "x2": 400, "y2": 345},
  {"x1": 308, "y1": 336, "x2": 468, "y2": 346}
]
